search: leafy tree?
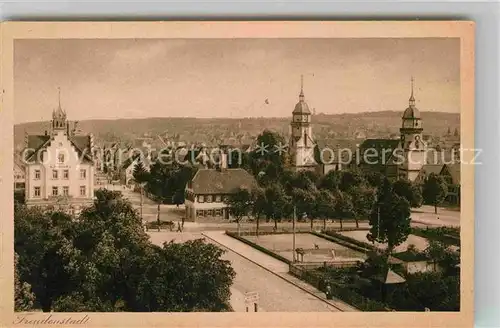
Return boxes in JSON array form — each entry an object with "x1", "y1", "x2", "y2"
[
  {"x1": 250, "y1": 130, "x2": 287, "y2": 182},
  {"x1": 339, "y1": 170, "x2": 366, "y2": 192},
  {"x1": 393, "y1": 179, "x2": 423, "y2": 208},
  {"x1": 251, "y1": 187, "x2": 267, "y2": 236},
  {"x1": 225, "y1": 187, "x2": 253, "y2": 235},
  {"x1": 367, "y1": 179, "x2": 411, "y2": 253},
  {"x1": 404, "y1": 272, "x2": 460, "y2": 311},
  {"x1": 15, "y1": 252, "x2": 35, "y2": 311},
  {"x1": 15, "y1": 189, "x2": 235, "y2": 312},
  {"x1": 264, "y1": 184, "x2": 291, "y2": 230},
  {"x1": 422, "y1": 173, "x2": 448, "y2": 214},
  {"x1": 364, "y1": 171, "x2": 385, "y2": 188},
  {"x1": 316, "y1": 189, "x2": 337, "y2": 230},
  {"x1": 147, "y1": 162, "x2": 197, "y2": 204},
  {"x1": 424, "y1": 240, "x2": 457, "y2": 272},
  {"x1": 318, "y1": 169, "x2": 341, "y2": 192},
  {"x1": 292, "y1": 188, "x2": 318, "y2": 230},
  {"x1": 349, "y1": 186, "x2": 376, "y2": 228},
  {"x1": 133, "y1": 159, "x2": 149, "y2": 184},
  {"x1": 332, "y1": 190, "x2": 355, "y2": 230}
]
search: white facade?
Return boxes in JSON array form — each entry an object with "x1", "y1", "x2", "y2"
[
  {"x1": 22, "y1": 95, "x2": 95, "y2": 215},
  {"x1": 289, "y1": 79, "x2": 316, "y2": 171},
  {"x1": 24, "y1": 131, "x2": 94, "y2": 212},
  {"x1": 398, "y1": 78, "x2": 427, "y2": 181}
]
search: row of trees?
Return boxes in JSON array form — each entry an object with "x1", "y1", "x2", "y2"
[
  {"x1": 223, "y1": 130, "x2": 451, "y2": 253},
  {"x1": 132, "y1": 129, "x2": 448, "y2": 217},
  {"x1": 14, "y1": 189, "x2": 235, "y2": 312},
  {"x1": 133, "y1": 160, "x2": 198, "y2": 205}
]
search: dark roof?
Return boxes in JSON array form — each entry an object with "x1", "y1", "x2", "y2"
[
  {"x1": 293, "y1": 100, "x2": 311, "y2": 115},
  {"x1": 70, "y1": 135, "x2": 92, "y2": 158},
  {"x1": 358, "y1": 139, "x2": 400, "y2": 165},
  {"x1": 27, "y1": 135, "x2": 51, "y2": 151},
  {"x1": 445, "y1": 163, "x2": 461, "y2": 184},
  {"x1": 189, "y1": 168, "x2": 257, "y2": 195},
  {"x1": 403, "y1": 106, "x2": 421, "y2": 119},
  {"x1": 315, "y1": 140, "x2": 353, "y2": 164},
  {"x1": 24, "y1": 133, "x2": 93, "y2": 163}
]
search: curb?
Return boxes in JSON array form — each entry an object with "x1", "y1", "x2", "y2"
[{"x1": 201, "y1": 232, "x2": 357, "y2": 312}]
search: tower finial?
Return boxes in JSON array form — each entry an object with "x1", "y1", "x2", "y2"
[
  {"x1": 409, "y1": 76, "x2": 415, "y2": 106},
  {"x1": 299, "y1": 74, "x2": 304, "y2": 100},
  {"x1": 58, "y1": 86, "x2": 61, "y2": 108}
]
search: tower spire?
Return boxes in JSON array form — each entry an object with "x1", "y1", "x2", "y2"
[
  {"x1": 409, "y1": 76, "x2": 415, "y2": 106},
  {"x1": 299, "y1": 74, "x2": 304, "y2": 101}
]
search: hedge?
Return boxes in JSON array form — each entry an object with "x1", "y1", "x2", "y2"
[
  {"x1": 225, "y1": 231, "x2": 292, "y2": 264},
  {"x1": 313, "y1": 231, "x2": 375, "y2": 253},
  {"x1": 290, "y1": 265, "x2": 388, "y2": 311},
  {"x1": 146, "y1": 220, "x2": 175, "y2": 229},
  {"x1": 412, "y1": 227, "x2": 460, "y2": 246}
]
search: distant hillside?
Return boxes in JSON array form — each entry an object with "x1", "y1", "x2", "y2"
[{"x1": 14, "y1": 111, "x2": 460, "y2": 151}]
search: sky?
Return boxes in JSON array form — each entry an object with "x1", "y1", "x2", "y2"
[{"x1": 14, "y1": 38, "x2": 460, "y2": 124}]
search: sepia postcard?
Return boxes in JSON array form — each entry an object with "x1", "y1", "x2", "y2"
[{"x1": 0, "y1": 21, "x2": 474, "y2": 327}]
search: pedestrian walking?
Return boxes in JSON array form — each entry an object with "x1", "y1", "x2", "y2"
[
  {"x1": 176, "y1": 222, "x2": 182, "y2": 232},
  {"x1": 181, "y1": 216, "x2": 185, "y2": 229}
]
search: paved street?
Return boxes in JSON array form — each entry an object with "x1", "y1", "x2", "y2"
[
  {"x1": 148, "y1": 231, "x2": 340, "y2": 312},
  {"x1": 106, "y1": 183, "x2": 458, "y2": 312},
  {"x1": 410, "y1": 205, "x2": 460, "y2": 227},
  {"x1": 110, "y1": 184, "x2": 460, "y2": 230}
]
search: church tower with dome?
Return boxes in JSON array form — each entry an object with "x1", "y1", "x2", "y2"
[
  {"x1": 289, "y1": 75, "x2": 316, "y2": 171},
  {"x1": 398, "y1": 77, "x2": 427, "y2": 181}
]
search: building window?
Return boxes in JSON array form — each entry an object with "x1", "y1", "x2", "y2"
[
  {"x1": 58, "y1": 153, "x2": 65, "y2": 164},
  {"x1": 34, "y1": 187, "x2": 41, "y2": 197},
  {"x1": 63, "y1": 186, "x2": 69, "y2": 196},
  {"x1": 198, "y1": 195, "x2": 204, "y2": 203},
  {"x1": 52, "y1": 170, "x2": 58, "y2": 179},
  {"x1": 223, "y1": 195, "x2": 229, "y2": 202},
  {"x1": 63, "y1": 170, "x2": 69, "y2": 179},
  {"x1": 80, "y1": 169, "x2": 86, "y2": 179},
  {"x1": 80, "y1": 186, "x2": 86, "y2": 196},
  {"x1": 206, "y1": 195, "x2": 213, "y2": 203},
  {"x1": 34, "y1": 170, "x2": 41, "y2": 180},
  {"x1": 215, "y1": 195, "x2": 222, "y2": 202},
  {"x1": 52, "y1": 186, "x2": 58, "y2": 196}
]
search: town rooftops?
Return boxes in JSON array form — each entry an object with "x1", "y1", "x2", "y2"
[{"x1": 188, "y1": 168, "x2": 257, "y2": 195}]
